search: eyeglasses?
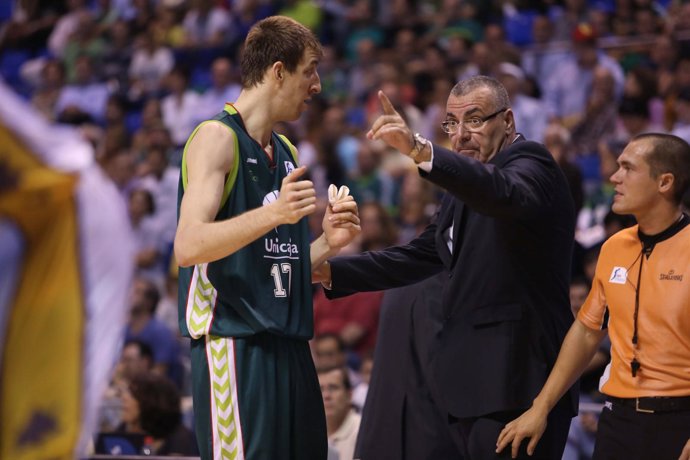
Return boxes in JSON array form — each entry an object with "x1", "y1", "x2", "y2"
[{"x1": 440, "y1": 108, "x2": 508, "y2": 135}]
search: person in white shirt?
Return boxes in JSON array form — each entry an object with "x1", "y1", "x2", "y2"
[
  {"x1": 318, "y1": 366, "x2": 362, "y2": 460},
  {"x1": 195, "y1": 57, "x2": 242, "y2": 122}
]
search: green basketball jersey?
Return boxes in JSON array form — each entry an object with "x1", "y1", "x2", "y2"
[{"x1": 177, "y1": 103, "x2": 313, "y2": 340}]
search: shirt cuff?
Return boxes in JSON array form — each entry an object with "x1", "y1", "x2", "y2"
[{"x1": 416, "y1": 142, "x2": 434, "y2": 172}]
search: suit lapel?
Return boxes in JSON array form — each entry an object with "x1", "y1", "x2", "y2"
[
  {"x1": 450, "y1": 200, "x2": 466, "y2": 267},
  {"x1": 435, "y1": 196, "x2": 454, "y2": 268}
]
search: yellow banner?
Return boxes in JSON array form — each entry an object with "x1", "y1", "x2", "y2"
[{"x1": 0, "y1": 122, "x2": 83, "y2": 460}]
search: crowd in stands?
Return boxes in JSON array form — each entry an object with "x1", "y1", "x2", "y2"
[{"x1": 4, "y1": 0, "x2": 690, "y2": 457}]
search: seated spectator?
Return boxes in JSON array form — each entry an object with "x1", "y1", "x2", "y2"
[
  {"x1": 496, "y1": 61, "x2": 549, "y2": 143},
  {"x1": 98, "y1": 146, "x2": 136, "y2": 197},
  {"x1": 55, "y1": 55, "x2": 110, "y2": 125},
  {"x1": 30, "y1": 59, "x2": 66, "y2": 122},
  {"x1": 119, "y1": 340, "x2": 155, "y2": 383},
  {"x1": 115, "y1": 372, "x2": 198, "y2": 456},
  {"x1": 358, "y1": 201, "x2": 399, "y2": 252},
  {"x1": 128, "y1": 28, "x2": 174, "y2": 100},
  {"x1": 99, "y1": 340, "x2": 155, "y2": 432},
  {"x1": 351, "y1": 352, "x2": 373, "y2": 411},
  {"x1": 61, "y1": 10, "x2": 107, "y2": 83},
  {"x1": 48, "y1": 0, "x2": 88, "y2": 58},
  {"x1": 318, "y1": 366, "x2": 362, "y2": 460},
  {"x1": 671, "y1": 87, "x2": 690, "y2": 144},
  {"x1": 135, "y1": 145, "x2": 180, "y2": 244},
  {"x1": 613, "y1": 95, "x2": 662, "y2": 144},
  {"x1": 542, "y1": 23, "x2": 624, "y2": 129},
  {"x1": 570, "y1": 66, "x2": 618, "y2": 157},
  {"x1": 181, "y1": 0, "x2": 234, "y2": 49},
  {"x1": 312, "y1": 333, "x2": 361, "y2": 388},
  {"x1": 101, "y1": 19, "x2": 134, "y2": 92},
  {"x1": 128, "y1": 188, "x2": 169, "y2": 285},
  {"x1": 125, "y1": 277, "x2": 183, "y2": 387},
  {"x1": 313, "y1": 286, "x2": 382, "y2": 356},
  {"x1": 346, "y1": 141, "x2": 397, "y2": 211},
  {"x1": 160, "y1": 65, "x2": 201, "y2": 147},
  {"x1": 521, "y1": 14, "x2": 570, "y2": 87},
  {"x1": 195, "y1": 57, "x2": 242, "y2": 121}
]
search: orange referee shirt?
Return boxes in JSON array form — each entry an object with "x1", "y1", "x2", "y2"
[{"x1": 578, "y1": 218, "x2": 690, "y2": 398}]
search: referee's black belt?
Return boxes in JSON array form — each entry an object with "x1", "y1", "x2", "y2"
[{"x1": 608, "y1": 395, "x2": 690, "y2": 413}]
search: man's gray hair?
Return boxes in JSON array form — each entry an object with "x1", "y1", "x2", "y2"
[{"x1": 451, "y1": 76, "x2": 511, "y2": 112}]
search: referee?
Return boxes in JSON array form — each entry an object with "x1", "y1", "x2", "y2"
[{"x1": 497, "y1": 133, "x2": 690, "y2": 460}]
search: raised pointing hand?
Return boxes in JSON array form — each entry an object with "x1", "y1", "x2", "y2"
[{"x1": 367, "y1": 90, "x2": 414, "y2": 155}]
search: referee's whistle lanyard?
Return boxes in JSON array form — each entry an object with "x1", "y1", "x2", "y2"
[
  {"x1": 630, "y1": 245, "x2": 650, "y2": 378},
  {"x1": 628, "y1": 212, "x2": 688, "y2": 378}
]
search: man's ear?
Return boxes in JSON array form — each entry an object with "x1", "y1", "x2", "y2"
[
  {"x1": 659, "y1": 172, "x2": 675, "y2": 195},
  {"x1": 272, "y1": 62, "x2": 284, "y2": 82},
  {"x1": 504, "y1": 109, "x2": 515, "y2": 134}
]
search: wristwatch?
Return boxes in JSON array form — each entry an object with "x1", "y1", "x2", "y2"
[{"x1": 408, "y1": 132, "x2": 429, "y2": 162}]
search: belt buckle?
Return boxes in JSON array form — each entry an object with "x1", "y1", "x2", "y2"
[{"x1": 635, "y1": 397, "x2": 655, "y2": 413}]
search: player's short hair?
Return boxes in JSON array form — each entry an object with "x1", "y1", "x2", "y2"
[{"x1": 240, "y1": 16, "x2": 322, "y2": 89}]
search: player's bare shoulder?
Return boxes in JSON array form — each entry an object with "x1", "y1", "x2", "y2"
[{"x1": 187, "y1": 121, "x2": 237, "y2": 173}]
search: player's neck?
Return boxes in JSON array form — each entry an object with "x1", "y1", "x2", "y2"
[{"x1": 234, "y1": 89, "x2": 275, "y2": 148}]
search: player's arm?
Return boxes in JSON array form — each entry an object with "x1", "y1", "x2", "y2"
[
  {"x1": 174, "y1": 122, "x2": 317, "y2": 267},
  {"x1": 496, "y1": 319, "x2": 606, "y2": 458},
  {"x1": 310, "y1": 193, "x2": 360, "y2": 281}
]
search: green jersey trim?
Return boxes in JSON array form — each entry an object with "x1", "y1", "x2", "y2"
[
  {"x1": 181, "y1": 120, "x2": 240, "y2": 211},
  {"x1": 277, "y1": 134, "x2": 299, "y2": 164}
]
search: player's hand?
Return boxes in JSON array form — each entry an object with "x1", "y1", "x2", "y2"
[
  {"x1": 367, "y1": 91, "x2": 415, "y2": 156},
  {"x1": 323, "y1": 185, "x2": 360, "y2": 250},
  {"x1": 496, "y1": 404, "x2": 549, "y2": 458},
  {"x1": 275, "y1": 166, "x2": 316, "y2": 224},
  {"x1": 678, "y1": 438, "x2": 690, "y2": 460}
]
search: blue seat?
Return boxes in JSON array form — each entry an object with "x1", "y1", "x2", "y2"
[
  {"x1": 191, "y1": 67, "x2": 212, "y2": 92},
  {"x1": 0, "y1": 1, "x2": 12, "y2": 22},
  {"x1": 503, "y1": 10, "x2": 538, "y2": 47},
  {"x1": 0, "y1": 50, "x2": 31, "y2": 86},
  {"x1": 125, "y1": 110, "x2": 142, "y2": 134}
]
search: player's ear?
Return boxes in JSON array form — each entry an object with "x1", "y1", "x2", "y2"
[{"x1": 272, "y1": 62, "x2": 285, "y2": 82}]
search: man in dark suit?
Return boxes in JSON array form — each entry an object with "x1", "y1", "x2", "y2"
[
  {"x1": 313, "y1": 76, "x2": 577, "y2": 459},
  {"x1": 355, "y1": 273, "x2": 458, "y2": 460}
]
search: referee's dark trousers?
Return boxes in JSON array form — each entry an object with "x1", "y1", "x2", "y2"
[{"x1": 593, "y1": 396, "x2": 690, "y2": 460}]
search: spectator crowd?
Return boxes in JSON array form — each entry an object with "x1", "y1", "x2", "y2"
[{"x1": 3, "y1": 0, "x2": 690, "y2": 457}]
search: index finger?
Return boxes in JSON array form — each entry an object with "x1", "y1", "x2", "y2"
[
  {"x1": 283, "y1": 165, "x2": 308, "y2": 184},
  {"x1": 495, "y1": 427, "x2": 512, "y2": 453},
  {"x1": 378, "y1": 90, "x2": 397, "y2": 115}
]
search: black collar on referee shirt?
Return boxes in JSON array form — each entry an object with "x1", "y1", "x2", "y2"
[{"x1": 638, "y1": 212, "x2": 689, "y2": 257}]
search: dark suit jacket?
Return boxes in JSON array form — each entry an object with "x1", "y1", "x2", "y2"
[
  {"x1": 328, "y1": 136, "x2": 578, "y2": 419},
  {"x1": 355, "y1": 273, "x2": 459, "y2": 460}
]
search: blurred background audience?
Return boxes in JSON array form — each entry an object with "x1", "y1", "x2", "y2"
[{"x1": 3, "y1": 1, "x2": 688, "y2": 457}]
